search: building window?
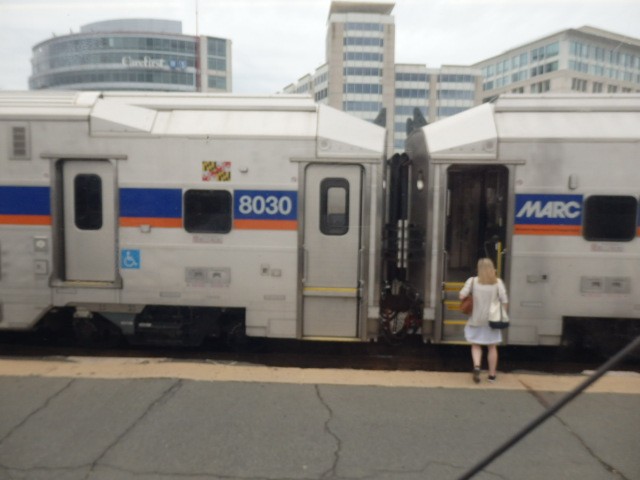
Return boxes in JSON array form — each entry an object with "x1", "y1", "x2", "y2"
[
  {"x1": 208, "y1": 75, "x2": 227, "y2": 89},
  {"x1": 482, "y1": 65, "x2": 495, "y2": 78},
  {"x1": 571, "y1": 78, "x2": 588, "y2": 92},
  {"x1": 531, "y1": 46, "x2": 545, "y2": 62},
  {"x1": 184, "y1": 190, "x2": 232, "y2": 233},
  {"x1": 344, "y1": 52, "x2": 383, "y2": 62},
  {"x1": 30, "y1": 69, "x2": 196, "y2": 90},
  {"x1": 343, "y1": 101, "x2": 382, "y2": 112},
  {"x1": 583, "y1": 196, "x2": 638, "y2": 242},
  {"x1": 438, "y1": 74, "x2": 476, "y2": 83},
  {"x1": 343, "y1": 83, "x2": 383, "y2": 94},
  {"x1": 345, "y1": 67, "x2": 382, "y2": 77},
  {"x1": 530, "y1": 80, "x2": 550, "y2": 93},
  {"x1": 344, "y1": 22, "x2": 383, "y2": 32},
  {"x1": 395, "y1": 72, "x2": 429, "y2": 82},
  {"x1": 395, "y1": 88, "x2": 428, "y2": 98},
  {"x1": 592, "y1": 82, "x2": 604, "y2": 93},
  {"x1": 344, "y1": 37, "x2": 384, "y2": 47},
  {"x1": 570, "y1": 41, "x2": 590, "y2": 58},
  {"x1": 74, "y1": 174, "x2": 103, "y2": 231},
  {"x1": 320, "y1": 178, "x2": 349, "y2": 236},
  {"x1": 482, "y1": 80, "x2": 494, "y2": 91},
  {"x1": 208, "y1": 57, "x2": 226, "y2": 71},
  {"x1": 315, "y1": 88, "x2": 328, "y2": 101},
  {"x1": 545, "y1": 42, "x2": 559, "y2": 57},
  {"x1": 437, "y1": 90, "x2": 475, "y2": 100},
  {"x1": 207, "y1": 38, "x2": 227, "y2": 57}
]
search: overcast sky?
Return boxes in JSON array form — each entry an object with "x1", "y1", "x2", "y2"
[{"x1": 1, "y1": 0, "x2": 639, "y2": 93}]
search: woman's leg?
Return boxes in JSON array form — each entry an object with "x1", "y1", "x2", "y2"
[
  {"x1": 487, "y1": 344, "x2": 498, "y2": 377},
  {"x1": 471, "y1": 344, "x2": 482, "y2": 368},
  {"x1": 471, "y1": 343, "x2": 482, "y2": 368},
  {"x1": 471, "y1": 344, "x2": 482, "y2": 383}
]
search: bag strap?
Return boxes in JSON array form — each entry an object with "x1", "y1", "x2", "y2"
[{"x1": 495, "y1": 282, "x2": 504, "y2": 322}]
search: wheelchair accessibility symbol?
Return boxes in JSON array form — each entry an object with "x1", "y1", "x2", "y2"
[{"x1": 121, "y1": 249, "x2": 141, "y2": 269}]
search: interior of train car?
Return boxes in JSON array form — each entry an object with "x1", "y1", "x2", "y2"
[{"x1": 444, "y1": 165, "x2": 509, "y2": 282}]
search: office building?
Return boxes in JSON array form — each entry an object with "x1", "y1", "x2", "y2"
[
  {"x1": 284, "y1": 1, "x2": 482, "y2": 153},
  {"x1": 473, "y1": 26, "x2": 640, "y2": 101},
  {"x1": 30, "y1": 19, "x2": 232, "y2": 92},
  {"x1": 393, "y1": 64, "x2": 481, "y2": 151}
]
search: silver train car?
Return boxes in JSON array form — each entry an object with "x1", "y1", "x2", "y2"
[
  {"x1": 0, "y1": 91, "x2": 386, "y2": 345},
  {"x1": 400, "y1": 94, "x2": 640, "y2": 350},
  {"x1": 1, "y1": 91, "x2": 639, "y2": 349}
]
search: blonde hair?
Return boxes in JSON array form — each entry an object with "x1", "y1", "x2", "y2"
[{"x1": 477, "y1": 258, "x2": 498, "y2": 285}]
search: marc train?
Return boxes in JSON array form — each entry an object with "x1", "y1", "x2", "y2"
[{"x1": 1, "y1": 91, "x2": 639, "y2": 349}]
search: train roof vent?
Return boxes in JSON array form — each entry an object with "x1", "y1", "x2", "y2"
[{"x1": 11, "y1": 125, "x2": 29, "y2": 159}]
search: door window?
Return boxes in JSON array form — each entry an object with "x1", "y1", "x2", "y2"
[
  {"x1": 74, "y1": 174, "x2": 103, "y2": 230},
  {"x1": 320, "y1": 178, "x2": 349, "y2": 235}
]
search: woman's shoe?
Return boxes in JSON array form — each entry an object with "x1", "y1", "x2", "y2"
[
  {"x1": 473, "y1": 367, "x2": 481, "y2": 384},
  {"x1": 488, "y1": 375, "x2": 497, "y2": 383}
]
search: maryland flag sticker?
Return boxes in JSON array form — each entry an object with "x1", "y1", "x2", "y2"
[{"x1": 202, "y1": 161, "x2": 231, "y2": 182}]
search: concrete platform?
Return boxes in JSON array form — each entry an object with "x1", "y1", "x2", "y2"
[{"x1": 0, "y1": 357, "x2": 638, "y2": 480}]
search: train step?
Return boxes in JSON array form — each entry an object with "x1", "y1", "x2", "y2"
[
  {"x1": 442, "y1": 282, "x2": 468, "y2": 342},
  {"x1": 443, "y1": 282, "x2": 465, "y2": 301}
]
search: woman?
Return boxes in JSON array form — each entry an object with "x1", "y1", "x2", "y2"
[{"x1": 459, "y1": 258, "x2": 508, "y2": 384}]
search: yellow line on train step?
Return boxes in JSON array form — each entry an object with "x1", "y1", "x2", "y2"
[{"x1": 304, "y1": 287, "x2": 357, "y2": 293}]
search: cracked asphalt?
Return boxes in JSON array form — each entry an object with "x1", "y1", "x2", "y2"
[{"x1": 0, "y1": 358, "x2": 638, "y2": 480}]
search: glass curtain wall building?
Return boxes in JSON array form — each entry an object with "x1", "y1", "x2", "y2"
[
  {"x1": 473, "y1": 26, "x2": 640, "y2": 101},
  {"x1": 30, "y1": 19, "x2": 231, "y2": 92}
]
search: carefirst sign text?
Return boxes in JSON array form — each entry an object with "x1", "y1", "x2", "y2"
[
  {"x1": 121, "y1": 56, "x2": 187, "y2": 70},
  {"x1": 514, "y1": 194, "x2": 583, "y2": 236}
]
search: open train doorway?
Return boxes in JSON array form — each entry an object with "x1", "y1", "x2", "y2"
[{"x1": 440, "y1": 165, "x2": 509, "y2": 342}]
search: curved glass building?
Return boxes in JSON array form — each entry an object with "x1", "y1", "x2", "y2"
[{"x1": 30, "y1": 19, "x2": 232, "y2": 92}]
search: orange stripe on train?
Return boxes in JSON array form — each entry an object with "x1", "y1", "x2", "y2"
[
  {"x1": 515, "y1": 225, "x2": 581, "y2": 236},
  {"x1": 234, "y1": 219, "x2": 298, "y2": 230},
  {"x1": 0, "y1": 214, "x2": 52, "y2": 225},
  {"x1": 119, "y1": 217, "x2": 183, "y2": 228}
]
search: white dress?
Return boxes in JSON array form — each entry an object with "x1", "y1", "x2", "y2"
[{"x1": 459, "y1": 277, "x2": 508, "y2": 345}]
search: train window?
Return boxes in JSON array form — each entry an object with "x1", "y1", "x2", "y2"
[
  {"x1": 320, "y1": 178, "x2": 349, "y2": 235},
  {"x1": 74, "y1": 174, "x2": 103, "y2": 230},
  {"x1": 184, "y1": 190, "x2": 232, "y2": 233},
  {"x1": 583, "y1": 195, "x2": 638, "y2": 242}
]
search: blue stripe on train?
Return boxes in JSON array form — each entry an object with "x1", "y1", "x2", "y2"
[
  {"x1": 0, "y1": 186, "x2": 50, "y2": 215},
  {"x1": 119, "y1": 188, "x2": 182, "y2": 218}
]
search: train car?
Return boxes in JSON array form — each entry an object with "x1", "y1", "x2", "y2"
[
  {"x1": 393, "y1": 94, "x2": 640, "y2": 350},
  {"x1": 0, "y1": 91, "x2": 386, "y2": 345},
  {"x1": 2, "y1": 91, "x2": 639, "y2": 350}
]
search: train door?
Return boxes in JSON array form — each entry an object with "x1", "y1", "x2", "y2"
[
  {"x1": 440, "y1": 165, "x2": 509, "y2": 343},
  {"x1": 301, "y1": 164, "x2": 363, "y2": 338},
  {"x1": 60, "y1": 159, "x2": 118, "y2": 283}
]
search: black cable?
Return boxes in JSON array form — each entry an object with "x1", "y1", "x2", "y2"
[{"x1": 456, "y1": 335, "x2": 640, "y2": 480}]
